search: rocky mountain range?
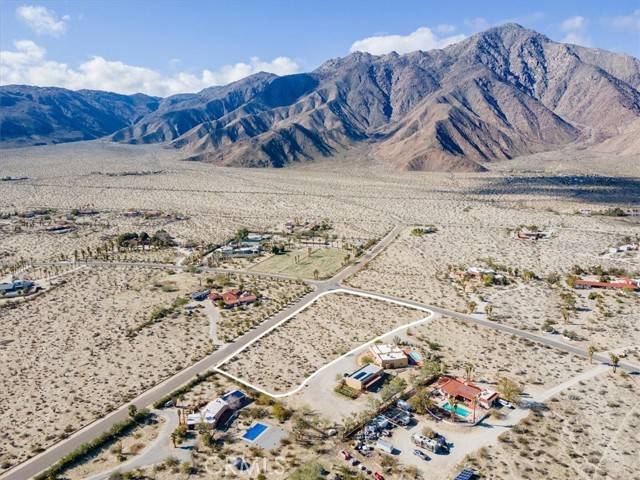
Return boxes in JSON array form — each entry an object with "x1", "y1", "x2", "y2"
[
  {"x1": 0, "y1": 86, "x2": 159, "y2": 148},
  {"x1": 2, "y1": 23, "x2": 639, "y2": 171}
]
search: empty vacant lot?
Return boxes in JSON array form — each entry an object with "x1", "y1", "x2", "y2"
[
  {"x1": 219, "y1": 291, "x2": 428, "y2": 393},
  {"x1": 0, "y1": 267, "x2": 215, "y2": 471}
]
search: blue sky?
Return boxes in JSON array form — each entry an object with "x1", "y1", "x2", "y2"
[{"x1": 1, "y1": 0, "x2": 639, "y2": 95}]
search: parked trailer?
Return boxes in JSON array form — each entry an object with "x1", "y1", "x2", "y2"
[
  {"x1": 411, "y1": 433, "x2": 443, "y2": 453},
  {"x1": 376, "y1": 439, "x2": 394, "y2": 454}
]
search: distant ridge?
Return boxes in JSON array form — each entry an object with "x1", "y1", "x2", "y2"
[
  {"x1": 2, "y1": 23, "x2": 639, "y2": 171},
  {"x1": 0, "y1": 86, "x2": 159, "y2": 148}
]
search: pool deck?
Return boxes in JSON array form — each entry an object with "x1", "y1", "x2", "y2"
[
  {"x1": 442, "y1": 401, "x2": 472, "y2": 418},
  {"x1": 241, "y1": 422, "x2": 287, "y2": 450},
  {"x1": 432, "y1": 398, "x2": 489, "y2": 426}
]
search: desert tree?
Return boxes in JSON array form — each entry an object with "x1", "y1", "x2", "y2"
[
  {"x1": 609, "y1": 353, "x2": 620, "y2": 373},
  {"x1": 587, "y1": 345, "x2": 597, "y2": 364}
]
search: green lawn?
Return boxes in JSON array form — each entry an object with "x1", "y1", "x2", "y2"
[{"x1": 250, "y1": 248, "x2": 346, "y2": 279}]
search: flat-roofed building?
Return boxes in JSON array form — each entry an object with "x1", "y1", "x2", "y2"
[
  {"x1": 345, "y1": 364, "x2": 384, "y2": 391},
  {"x1": 370, "y1": 343, "x2": 408, "y2": 369}
]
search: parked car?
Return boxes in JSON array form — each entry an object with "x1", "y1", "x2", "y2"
[
  {"x1": 498, "y1": 399, "x2": 515, "y2": 409},
  {"x1": 374, "y1": 473, "x2": 385, "y2": 480},
  {"x1": 350, "y1": 458, "x2": 360, "y2": 466},
  {"x1": 413, "y1": 449, "x2": 429, "y2": 460},
  {"x1": 339, "y1": 450, "x2": 351, "y2": 460}
]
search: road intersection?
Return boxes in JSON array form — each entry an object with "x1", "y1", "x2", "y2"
[{"x1": 2, "y1": 224, "x2": 638, "y2": 480}]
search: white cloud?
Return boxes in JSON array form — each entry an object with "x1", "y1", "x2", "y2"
[
  {"x1": 461, "y1": 12, "x2": 545, "y2": 33},
  {"x1": 559, "y1": 15, "x2": 590, "y2": 46},
  {"x1": 604, "y1": 10, "x2": 640, "y2": 32},
  {"x1": 16, "y1": 5, "x2": 69, "y2": 36},
  {"x1": 464, "y1": 17, "x2": 491, "y2": 32},
  {"x1": 435, "y1": 24, "x2": 456, "y2": 34},
  {"x1": 560, "y1": 15, "x2": 586, "y2": 31},
  {"x1": 561, "y1": 32, "x2": 591, "y2": 47},
  {"x1": 350, "y1": 26, "x2": 465, "y2": 55},
  {"x1": 0, "y1": 40, "x2": 299, "y2": 96}
]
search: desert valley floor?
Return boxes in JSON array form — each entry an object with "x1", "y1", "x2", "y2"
[{"x1": 0, "y1": 141, "x2": 639, "y2": 480}]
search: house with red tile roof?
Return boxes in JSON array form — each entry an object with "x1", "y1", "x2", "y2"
[
  {"x1": 434, "y1": 376, "x2": 499, "y2": 410},
  {"x1": 574, "y1": 277, "x2": 639, "y2": 291},
  {"x1": 209, "y1": 289, "x2": 258, "y2": 308}
]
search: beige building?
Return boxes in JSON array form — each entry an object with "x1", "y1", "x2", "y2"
[
  {"x1": 369, "y1": 343, "x2": 408, "y2": 369},
  {"x1": 344, "y1": 364, "x2": 384, "y2": 391}
]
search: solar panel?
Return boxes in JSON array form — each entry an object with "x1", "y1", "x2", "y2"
[{"x1": 454, "y1": 469, "x2": 475, "y2": 480}]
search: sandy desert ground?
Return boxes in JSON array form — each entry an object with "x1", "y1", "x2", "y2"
[
  {"x1": 466, "y1": 372, "x2": 640, "y2": 480},
  {"x1": 0, "y1": 264, "x2": 312, "y2": 472},
  {"x1": 0, "y1": 266, "x2": 217, "y2": 470},
  {"x1": 213, "y1": 276, "x2": 311, "y2": 341},
  {"x1": 0, "y1": 142, "x2": 638, "y2": 478},
  {"x1": 65, "y1": 414, "x2": 163, "y2": 480},
  {"x1": 410, "y1": 316, "x2": 590, "y2": 393},
  {"x1": 477, "y1": 279, "x2": 640, "y2": 350},
  {"x1": 346, "y1": 217, "x2": 639, "y2": 312},
  {"x1": 220, "y1": 292, "x2": 426, "y2": 393}
]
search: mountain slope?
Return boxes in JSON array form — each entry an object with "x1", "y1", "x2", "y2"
[
  {"x1": 110, "y1": 23, "x2": 638, "y2": 170},
  {"x1": 0, "y1": 86, "x2": 160, "y2": 148},
  {"x1": 2, "y1": 23, "x2": 638, "y2": 170}
]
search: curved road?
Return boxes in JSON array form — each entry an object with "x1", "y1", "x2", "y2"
[
  {"x1": 0, "y1": 226, "x2": 400, "y2": 480},
  {"x1": 2, "y1": 224, "x2": 638, "y2": 479}
]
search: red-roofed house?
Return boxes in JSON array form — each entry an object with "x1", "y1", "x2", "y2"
[
  {"x1": 210, "y1": 289, "x2": 258, "y2": 308},
  {"x1": 574, "y1": 277, "x2": 638, "y2": 291},
  {"x1": 434, "y1": 376, "x2": 498, "y2": 409}
]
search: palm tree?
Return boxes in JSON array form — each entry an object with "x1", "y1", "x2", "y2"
[
  {"x1": 449, "y1": 396, "x2": 459, "y2": 423},
  {"x1": 609, "y1": 353, "x2": 620, "y2": 373},
  {"x1": 313, "y1": 268, "x2": 319, "y2": 280},
  {"x1": 464, "y1": 363, "x2": 474, "y2": 382},
  {"x1": 561, "y1": 307, "x2": 569, "y2": 324},
  {"x1": 471, "y1": 397, "x2": 478, "y2": 424},
  {"x1": 170, "y1": 432, "x2": 177, "y2": 448},
  {"x1": 587, "y1": 345, "x2": 597, "y2": 364}
]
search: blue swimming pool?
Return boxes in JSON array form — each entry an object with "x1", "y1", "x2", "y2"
[
  {"x1": 442, "y1": 402, "x2": 471, "y2": 418},
  {"x1": 242, "y1": 422, "x2": 268, "y2": 441}
]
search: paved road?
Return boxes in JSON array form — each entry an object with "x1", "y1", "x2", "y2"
[
  {"x1": 341, "y1": 286, "x2": 640, "y2": 374},
  {"x1": 1, "y1": 226, "x2": 402, "y2": 480},
  {"x1": 4, "y1": 223, "x2": 637, "y2": 479},
  {"x1": 84, "y1": 409, "x2": 189, "y2": 480},
  {"x1": 0, "y1": 286, "x2": 321, "y2": 480}
]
